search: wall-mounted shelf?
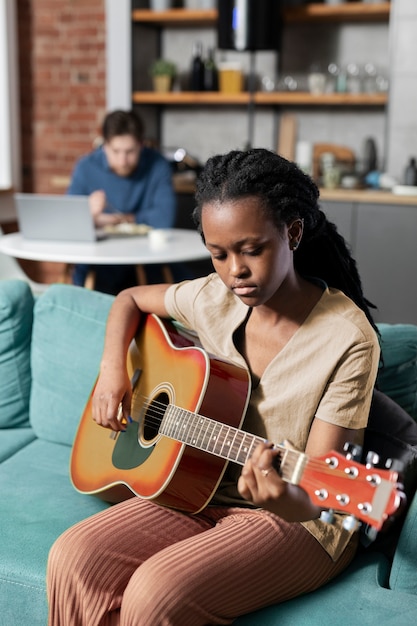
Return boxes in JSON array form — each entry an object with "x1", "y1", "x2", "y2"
[
  {"x1": 131, "y1": 2, "x2": 391, "y2": 151},
  {"x1": 284, "y1": 2, "x2": 391, "y2": 23},
  {"x1": 132, "y1": 91, "x2": 388, "y2": 106},
  {"x1": 131, "y1": 3, "x2": 391, "y2": 27},
  {"x1": 131, "y1": 9, "x2": 217, "y2": 27}
]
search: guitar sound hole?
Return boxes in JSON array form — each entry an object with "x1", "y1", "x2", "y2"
[{"x1": 143, "y1": 392, "x2": 169, "y2": 442}]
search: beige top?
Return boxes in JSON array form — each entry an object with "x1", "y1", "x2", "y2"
[{"x1": 165, "y1": 273, "x2": 380, "y2": 560}]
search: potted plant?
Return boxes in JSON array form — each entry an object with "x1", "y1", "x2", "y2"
[{"x1": 149, "y1": 58, "x2": 177, "y2": 93}]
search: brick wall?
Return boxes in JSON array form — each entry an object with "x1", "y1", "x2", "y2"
[
  {"x1": 15, "y1": 0, "x2": 106, "y2": 283},
  {"x1": 17, "y1": 0, "x2": 106, "y2": 194}
]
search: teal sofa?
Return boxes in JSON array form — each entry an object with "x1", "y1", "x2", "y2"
[{"x1": 1, "y1": 278, "x2": 417, "y2": 625}]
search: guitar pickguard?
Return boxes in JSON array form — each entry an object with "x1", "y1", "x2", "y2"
[
  {"x1": 112, "y1": 386, "x2": 173, "y2": 470},
  {"x1": 112, "y1": 418, "x2": 154, "y2": 470}
]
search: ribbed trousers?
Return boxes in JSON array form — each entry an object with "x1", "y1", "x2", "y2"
[{"x1": 47, "y1": 497, "x2": 357, "y2": 626}]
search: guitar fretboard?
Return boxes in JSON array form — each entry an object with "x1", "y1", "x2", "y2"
[{"x1": 160, "y1": 404, "x2": 306, "y2": 484}]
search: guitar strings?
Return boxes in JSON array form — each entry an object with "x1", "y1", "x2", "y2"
[
  {"x1": 130, "y1": 393, "x2": 358, "y2": 478},
  {"x1": 124, "y1": 390, "x2": 368, "y2": 481},
  {"x1": 124, "y1": 388, "x2": 372, "y2": 509},
  {"x1": 124, "y1": 391, "x2": 390, "y2": 524},
  {"x1": 130, "y1": 392, "x2": 365, "y2": 478}
]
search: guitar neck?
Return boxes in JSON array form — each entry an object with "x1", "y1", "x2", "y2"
[
  {"x1": 161, "y1": 404, "x2": 306, "y2": 485},
  {"x1": 160, "y1": 404, "x2": 402, "y2": 531}
]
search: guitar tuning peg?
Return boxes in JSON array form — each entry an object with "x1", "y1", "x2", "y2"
[
  {"x1": 320, "y1": 509, "x2": 335, "y2": 524},
  {"x1": 361, "y1": 524, "x2": 378, "y2": 547},
  {"x1": 385, "y1": 458, "x2": 405, "y2": 473},
  {"x1": 365, "y1": 451, "x2": 380, "y2": 468},
  {"x1": 343, "y1": 442, "x2": 362, "y2": 461},
  {"x1": 342, "y1": 515, "x2": 359, "y2": 532}
]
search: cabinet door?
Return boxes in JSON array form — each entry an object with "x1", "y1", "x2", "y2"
[
  {"x1": 320, "y1": 201, "x2": 355, "y2": 251},
  {"x1": 355, "y1": 203, "x2": 417, "y2": 324}
]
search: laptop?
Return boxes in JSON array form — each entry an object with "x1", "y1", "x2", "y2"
[{"x1": 14, "y1": 193, "x2": 102, "y2": 242}]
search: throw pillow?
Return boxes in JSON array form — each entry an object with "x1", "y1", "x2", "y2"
[
  {"x1": 30, "y1": 284, "x2": 114, "y2": 446},
  {"x1": 0, "y1": 280, "x2": 34, "y2": 428},
  {"x1": 377, "y1": 323, "x2": 417, "y2": 420},
  {"x1": 361, "y1": 389, "x2": 417, "y2": 555}
]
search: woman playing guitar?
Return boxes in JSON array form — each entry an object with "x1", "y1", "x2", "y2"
[{"x1": 47, "y1": 148, "x2": 382, "y2": 625}]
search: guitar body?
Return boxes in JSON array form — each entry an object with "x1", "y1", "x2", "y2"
[{"x1": 71, "y1": 314, "x2": 251, "y2": 513}]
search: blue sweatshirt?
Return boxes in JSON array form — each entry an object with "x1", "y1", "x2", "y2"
[{"x1": 68, "y1": 145, "x2": 176, "y2": 228}]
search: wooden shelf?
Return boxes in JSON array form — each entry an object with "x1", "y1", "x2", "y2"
[
  {"x1": 132, "y1": 8, "x2": 217, "y2": 27},
  {"x1": 256, "y1": 92, "x2": 388, "y2": 105},
  {"x1": 132, "y1": 91, "x2": 388, "y2": 107},
  {"x1": 134, "y1": 91, "x2": 251, "y2": 105},
  {"x1": 284, "y1": 2, "x2": 391, "y2": 23},
  {"x1": 132, "y1": 3, "x2": 391, "y2": 27}
]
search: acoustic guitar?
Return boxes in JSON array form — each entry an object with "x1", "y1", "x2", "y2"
[{"x1": 71, "y1": 314, "x2": 402, "y2": 531}]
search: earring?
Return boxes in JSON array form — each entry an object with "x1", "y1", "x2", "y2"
[{"x1": 291, "y1": 241, "x2": 299, "y2": 251}]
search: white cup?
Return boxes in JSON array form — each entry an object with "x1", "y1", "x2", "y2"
[
  {"x1": 183, "y1": 0, "x2": 200, "y2": 8},
  {"x1": 148, "y1": 229, "x2": 172, "y2": 249},
  {"x1": 150, "y1": 0, "x2": 172, "y2": 11},
  {"x1": 308, "y1": 72, "x2": 326, "y2": 95}
]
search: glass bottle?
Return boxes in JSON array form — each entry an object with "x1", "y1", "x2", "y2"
[
  {"x1": 189, "y1": 41, "x2": 204, "y2": 91},
  {"x1": 203, "y1": 48, "x2": 218, "y2": 91},
  {"x1": 327, "y1": 63, "x2": 340, "y2": 94},
  {"x1": 346, "y1": 63, "x2": 361, "y2": 94},
  {"x1": 404, "y1": 157, "x2": 417, "y2": 186},
  {"x1": 363, "y1": 62, "x2": 377, "y2": 94}
]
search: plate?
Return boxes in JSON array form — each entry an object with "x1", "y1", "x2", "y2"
[{"x1": 103, "y1": 223, "x2": 152, "y2": 237}]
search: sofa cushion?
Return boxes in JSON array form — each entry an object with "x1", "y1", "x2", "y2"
[
  {"x1": 389, "y1": 489, "x2": 417, "y2": 594},
  {"x1": 234, "y1": 550, "x2": 417, "y2": 625},
  {"x1": 377, "y1": 323, "x2": 417, "y2": 421},
  {"x1": 0, "y1": 427, "x2": 35, "y2": 462},
  {"x1": 0, "y1": 279, "x2": 33, "y2": 428},
  {"x1": 30, "y1": 284, "x2": 114, "y2": 446},
  {"x1": 0, "y1": 438, "x2": 110, "y2": 626},
  {"x1": 365, "y1": 390, "x2": 417, "y2": 479}
]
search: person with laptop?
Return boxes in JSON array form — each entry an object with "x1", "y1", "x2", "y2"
[{"x1": 68, "y1": 109, "x2": 177, "y2": 294}]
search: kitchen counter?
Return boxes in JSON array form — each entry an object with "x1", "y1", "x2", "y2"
[
  {"x1": 4, "y1": 179, "x2": 417, "y2": 217},
  {"x1": 173, "y1": 174, "x2": 417, "y2": 206},
  {"x1": 318, "y1": 188, "x2": 417, "y2": 206}
]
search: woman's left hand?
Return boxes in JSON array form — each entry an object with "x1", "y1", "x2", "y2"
[
  {"x1": 238, "y1": 441, "x2": 321, "y2": 522},
  {"x1": 237, "y1": 442, "x2": 287, "y2": 506}
]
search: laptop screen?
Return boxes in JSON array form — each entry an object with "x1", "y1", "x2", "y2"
[{"x1": 14, "y1": 193, "x2": 98, "y2": 242}]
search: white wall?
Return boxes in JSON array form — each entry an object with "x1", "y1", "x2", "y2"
[
  {"x1": 105, "y1": 0, "x2": 132, "y2": 111},
  {"x1": 386, "y1": 0, "x2": 417, "y2": 181},
  {"x1": 0, "y1": 0, "x2": 20, "y2": 190}
]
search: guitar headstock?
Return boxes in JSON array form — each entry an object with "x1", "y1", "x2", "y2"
[{"x1": 299, "y1": 448, "x2": 403, "y2": 530}]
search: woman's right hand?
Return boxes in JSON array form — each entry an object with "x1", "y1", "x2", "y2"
[
  {"x1": 92, "y1": 366, "x2": 132, "y2": 432},
  {"x1": 90, "y1": 284, "x2": 171, "y2": 431}
]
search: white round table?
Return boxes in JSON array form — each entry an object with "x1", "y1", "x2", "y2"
[{"x1": 0, "y1": 229, "x2": 210, "y2": 265}]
